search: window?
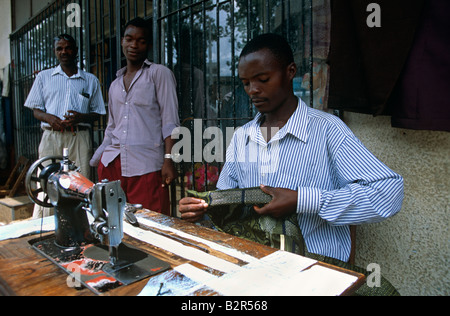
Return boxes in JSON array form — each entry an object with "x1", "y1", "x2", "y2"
[
  {"x1": 10, "y1": 0, "x2": 319, "y2": 211},
  {"x1": 158, "y1": 0, "x2": 315, "y2": 192}
]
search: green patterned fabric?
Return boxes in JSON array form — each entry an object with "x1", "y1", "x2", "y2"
[
  {"x1": 187, "y1": 187, "x2": 400, "y2": 296},
  {"x1": 187, "y1": 187, "x2": 272, "y2": 206},
  {"x1": 187, "y1": 187, "x2": 304, "y2": 254}
]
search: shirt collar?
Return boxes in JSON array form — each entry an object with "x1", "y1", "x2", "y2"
[
  {"x1": 116, "y1": 59, "x2": 152, "y2": 77},
  {"x1": 52, "y1": 65, "x2": 85, "y2": 79},
  {"x1": 247, "y1": 98, "x2": 309, "y2": 145}
]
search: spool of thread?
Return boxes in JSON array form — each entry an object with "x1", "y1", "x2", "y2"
[{"x1": 63, "y1": 148, "x2": 69, "y2": 172}]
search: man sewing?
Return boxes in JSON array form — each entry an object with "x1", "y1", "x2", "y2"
[
  {"x1": 179, "y1": 34, "x2": 404, "y2": 294},
  {"x1": 24, "y1": 34, "x2": 106, "y2": 218},
  {"x1": 90, "y1": 18, "x2": 179, "y2": 215}
]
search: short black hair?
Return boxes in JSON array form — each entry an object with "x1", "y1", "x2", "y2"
[
  {"x1": 122, "y1": 17, "x2": 152, "y2": 40},
  {"x1": 240, "y1": 33, "x2": 294, "y2": 67},
  {"x1": 54, "y1": 34, "x2": 77, "y2": 47}
]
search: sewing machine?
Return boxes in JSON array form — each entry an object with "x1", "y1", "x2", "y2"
[{"x1": 24, "y1": 149, "x2": 169, "y2": 293}]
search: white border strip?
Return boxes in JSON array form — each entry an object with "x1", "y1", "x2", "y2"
[{"x1": 135, "y1": 216, "x2": 260, "y2": 264}]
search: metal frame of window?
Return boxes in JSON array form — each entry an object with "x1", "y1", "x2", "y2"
[{"x1": 156, "y1": 0, "x2": 314, "y2": 201}]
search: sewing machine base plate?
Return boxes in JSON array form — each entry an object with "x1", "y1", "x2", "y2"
[
  {"x1": 29, "y1": 235, "x2": 170, "y2": 294},
  {"x1": 103, "y1": 260, "x2": 155, "y2": 286}
]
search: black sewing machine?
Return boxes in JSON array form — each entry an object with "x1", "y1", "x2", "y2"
[{"x1": 24, "y1": 149, "x2": 169, "y2": 294}]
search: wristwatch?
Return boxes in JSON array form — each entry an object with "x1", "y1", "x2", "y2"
[{"x1": 164, "y1": 153, "x2": 181, "y2": 162}]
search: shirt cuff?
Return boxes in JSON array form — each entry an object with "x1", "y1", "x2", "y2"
[
  {"x1": 163, "y1": 123, "x2": 180, "y2": 141},
  {"x1": 297, "y1": 187, "x2": 322, "y2": 214}
]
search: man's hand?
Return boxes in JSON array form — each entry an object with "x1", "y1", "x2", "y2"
[
  {"x1": 179, "y1": 197, "x2": 208, "y2": 222},
  {"x1": 161, "y1": 159, "x2": 177, "y2": 187},
  {"x1": 253, "y1": 185, "x2": 298, "y2": 218},
  {"x1": 62, "y1": 110, "x2": 83, "y2": 127},
  {"x1": 62, "y1": 110, "x2": 99, "y2": 127},
  {"x1": 33, "y1": 109, "x2": 65, "y2": 130}
]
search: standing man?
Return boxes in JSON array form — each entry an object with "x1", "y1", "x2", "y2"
[
  {"x1": 90, "y1": 18, "x2": 179, "y2": 215},
  {"x1": 25, "y1": 34, "x2": 106, "y2": 218}
]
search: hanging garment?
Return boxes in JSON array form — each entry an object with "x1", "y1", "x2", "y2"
[
  {"x1": 388, "y1": 0, "x2": 450, "y2": 131},
  {"x1": 328, "y1": 0, "x2": 425, "y2": 116}
]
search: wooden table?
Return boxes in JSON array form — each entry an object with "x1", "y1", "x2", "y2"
[{"x1": 0, "y1": 210, "x2": 365, "y2": 297}]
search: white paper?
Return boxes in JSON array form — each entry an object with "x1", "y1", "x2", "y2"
[
  {"x1": 204, "y1": 251, "x2": 318, "y2": 296},
  {"x1": 201, "y1": 251, "x2": 358, "y2": 296}
]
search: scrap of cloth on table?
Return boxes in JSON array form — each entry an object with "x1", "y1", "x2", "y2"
[{"x1": 187, "y1": 187, "x2": 304, "y2": 255}]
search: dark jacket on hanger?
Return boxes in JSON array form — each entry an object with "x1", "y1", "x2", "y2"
[
  {"x1": 328, "y1": 0, "x2": 450, "y2": 132},
  {"x1": 327, "y1": 0, "x2": 424, "y2": 115}
]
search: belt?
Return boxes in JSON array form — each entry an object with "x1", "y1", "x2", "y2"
[
  {"x1": 187, "y1": 187, "x2": 272, "y2": 206},
  {"x1": 187, "y1": 187, "x2": 305, "y2": 254}
]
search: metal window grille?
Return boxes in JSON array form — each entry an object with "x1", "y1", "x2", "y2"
[
  {"x1": 10, "y1": 0, "x2": 315, "y2": 215},
  {"x1": 156, "y1": 0, "x2": 314, "y2": 202}
]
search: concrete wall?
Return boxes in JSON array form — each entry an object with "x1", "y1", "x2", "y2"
[
  {"x1": 345, "y1": 112, "x2": 449, "y2": 296},
  {"x1": 0, "y1": 0, "x2": 12, "y2": 70}
]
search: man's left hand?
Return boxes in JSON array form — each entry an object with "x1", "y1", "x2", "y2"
[{"x1": 62, "y1": 110, "x2": 83, "y2": 127}]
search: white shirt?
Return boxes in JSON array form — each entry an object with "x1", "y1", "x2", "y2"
[{"x1": 24, "y1": 65, "x2": 106, "y2": 128}]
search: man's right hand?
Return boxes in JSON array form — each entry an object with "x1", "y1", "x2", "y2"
[
  {"x1": 179, "y1": 197, "x2": 208, "y2": 223},
  {"x1": 33, "y1": 109, "x2": 65, "y2": 131}
]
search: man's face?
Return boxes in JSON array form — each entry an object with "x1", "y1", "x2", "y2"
[
  {"x1": 54, "y1": 39, "x2": 77, "y2": 66},
  {"x1": 121, "y1": 25, "x2": 151, "y2": 63},
  {"x1": 238, "y1": 48, "x2": 296, "y2": 114}
]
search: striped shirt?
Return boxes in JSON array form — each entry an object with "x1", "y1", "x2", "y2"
[
  {"x1": 217, "y1": 98, "x2": 404, "y2": 261},
  {"x1": 24, "y1": 65, "x2": 106, "y2": 128},
  {"x1": 91, "y1": 60, "x2": 180, "y2": 176}
]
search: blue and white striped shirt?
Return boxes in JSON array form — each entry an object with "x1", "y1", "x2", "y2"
[
  {"x1": 24, "y1": 65, "x2": 106, "y2": 128},
  {"x1": 217, "y1": 98, "x2": 404, "y2": 261}
]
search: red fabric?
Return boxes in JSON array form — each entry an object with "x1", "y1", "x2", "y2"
[{"x1": 98, "y1": 156, "x2": 170, "y2": 216}]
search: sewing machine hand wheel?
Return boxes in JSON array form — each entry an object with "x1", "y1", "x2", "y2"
[{"x1": 25, "y1": 156, "x2": 63, "y2": 207}]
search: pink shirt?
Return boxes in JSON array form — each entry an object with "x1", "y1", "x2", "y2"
[{"x1": 92, "y1": 60, "x2": 179, "y2": 176}]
